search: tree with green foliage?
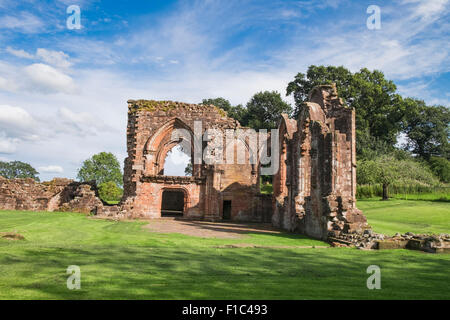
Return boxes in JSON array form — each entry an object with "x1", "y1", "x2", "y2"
[
  {"x1": 428, "y1": 157, "x2": 450, "y2": 183},
  {"x1": 286, "y1": 65, "x2": 353, "y2": 114},
  {"x1": 355, "y1": 129, "x2": 394, "y2": 160},
  {"x1": 184, "y1": 162, "x2": 193, "y2": 176},
  {"x1": 402, "y1": 98, "x2": 450, "y2": 160},
  {"x1": 244, "y1": 91, "x2": 292, "y2": 130},
  {"x1": 0, "y1": 161, "x2": 40, "y2": 181},
  {"x1": 227, "y1": 104, "x2": 248, "y2": 126},
  {"x1": 202, "y1": 93, "x2": 292, "y2": 130},
  {"x1": 202, "y1": 97, "x2": 233, "y2": 113},
  {"x1": 98, "y1": 181, "x2": 123, "y2": 203},
  {"x1": 201, "y1": 98, "x2": 248, "y2": 125},
  {"x1": 77, "y1": 152, "x2": 123, "y2": 187},
  {"x1": 286, "y1": 65, "x2": 406, "y2": 158},
  {"x1": 357, "y1": 156, "x2": 399, "y2": 200},
  {"x1": 358, "y1": 155, "x2": 439, "y2": 200}
]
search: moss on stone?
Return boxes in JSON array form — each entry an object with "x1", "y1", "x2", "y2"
[
  {"x1": 128, "y1": 99, "x2": 229, "y2": 118},
  {"x1": 128, "y1": 100, "x2": 181, "y2": 114},
  {"x1": 215, "y1": 107, "x2": 227, "y2": 117}
]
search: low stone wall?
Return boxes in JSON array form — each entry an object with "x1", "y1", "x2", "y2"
[{"x1": 0, "y1": 176, "x2": 105, "y2": 214}]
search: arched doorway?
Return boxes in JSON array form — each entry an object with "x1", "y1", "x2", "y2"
[{"x1": 161, "y1": 189, "x2": 185, "y2": 217}]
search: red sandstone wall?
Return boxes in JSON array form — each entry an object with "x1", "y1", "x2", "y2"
[
  {"x1": 272, "y1": 84, "x2": 367, "y2": 240},
  {"x1": 0, "y1": 177, "x2": 104, "y2": 214},
  {"x1": 122, "y1": 100, "x2": 261, "y2": 221}
]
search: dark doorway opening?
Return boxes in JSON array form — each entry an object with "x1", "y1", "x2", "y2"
[
  {"x1": 161, "y1": 190, "x2": 184, "y2": 217},
  {"x1": 223, "y1": 200, "x2": 232, "y2": 220}
]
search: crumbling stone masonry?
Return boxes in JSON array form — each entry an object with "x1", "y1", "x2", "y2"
[
  {"x1": 272, "y1": 84, "x2": 368, "y2": 239},
  {"x1": 116, "y1": 84, "x2": 367, "y2": 240},
  {"x1": 0, "y1": 177, "x2": 104, "y2": 214},
  {"x1": 119, "y1": 100, "x2": 271, "y2": 221},
  {"x1": 0, "y1": 84, "x2": 368, "y2": 242},
  {"x1": 329, "y1": 230, "x2": 450, "y2": 253}
]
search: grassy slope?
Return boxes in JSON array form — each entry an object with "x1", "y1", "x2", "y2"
[
  {"x1": 0, "y1": 206, "x2": 449, "y2": 300},
  {"x1": 358, "y1": 199, "x2": 450, "y2": 235}
]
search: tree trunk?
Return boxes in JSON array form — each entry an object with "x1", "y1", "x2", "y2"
[{"x1": 382, "y1": 183, "x2": 389, "y2": 200}]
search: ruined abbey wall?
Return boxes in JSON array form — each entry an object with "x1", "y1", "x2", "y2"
[
  {"x1": 0, "y1": 177, "x2": 104, "y2": 214},
  {"x1": 272, "y1": 84, "x2": 367, "y2": 240},
  {"x1": 120, "y1": 100, "x2": 264, "y2": 221},
  {"x1": 0, "y1": 84, "x2": 367, "y2": 241}
]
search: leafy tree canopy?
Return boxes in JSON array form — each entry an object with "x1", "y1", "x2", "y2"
[
  {"x1": 202, "y1": 92, "x2": 292, "y2": 130},
  {"x1": 357, "y1": 155, "x2": 439, "y2": 199},
  {"x1": 402, "y1": 98, "x2": 450, "y2": 160},
  {"x1": 428, "y1": 156, "x2": 450, "y2": 183},
  {"x1": 201, "y1": 98, "x2": 247, "y2": 125},
  {"x1": 286, "y1": 65, "x2": 406, "y2": 157},
  {"x1": 202, "y1": 98, "x2": 233, "y2": 113},
  {"x1": 77, "y1": 152, "x2": 122, "y2": 187},
  {"x1": 204, "y1": 66, "x2": 449, "y2": 170},
  {"x1": 0, "y1": 161, "x2": 40, "y2": 181},
  {"x1": 244, "y1": 91, "x2": 292, "y2": 130}
]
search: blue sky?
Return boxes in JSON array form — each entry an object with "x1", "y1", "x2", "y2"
[{"x1": 0, "y1": 0, "x2": 449, "y2": 181}]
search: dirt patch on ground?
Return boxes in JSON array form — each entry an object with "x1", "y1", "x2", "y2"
[
  {"x1": 1, "y1": 232, "x2": 25, "y2": 240},
  {"x1": 143, "y1": 218, "x2": 284, "y2": 239}
]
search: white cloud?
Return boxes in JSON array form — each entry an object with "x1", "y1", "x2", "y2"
[
  {"x1": 61, "y1": 39, "x2": 119, "y2": 66},
  {"x1": 403, "y1": 0, "x2": 449, "y2": 21},
  {"x1": 276, "y1": 0, "x2": 450, "y2": 81},
  {"x1": 0, "y1": 134, "x2": 18, "y2": 154},
  {"x1": 5, "y1": 46, "x2": 34, "y2": 59},
  {"x1": 0, "y1": 12, "x2": 44, "y2": 33},
  {"x1": 24, "y1": 63, "x2": 76, "y2": 94},
  {"x1": 164, "y1": 145, "x2": 190, "y2": 176},
  {"x1": 0, "y1": 60, "x2": 76, "y2": 94},
  {"x1": 0, "y1": 61, "x2": 21, "y2": 92},
  {"x1": 0, "y1": 0, "x2": 448, "y2": 179},
  {"x1": 4, "y1": 47, "x2": 73, "y2": 68},
  {"x1": 57, "y1": 107, "x2": 115, "y2": 136},
  {"x1": 397, "y1": 81, "x2": 450, "y2": 106},
  {"x1": 36, "y1": 48, "x2": 72, "y2": 69},
  {"x1": 38, "y1": 165, "x2": 64, "y2": 173},
  {"x1": 0, "y1": 105, "x2": 39, "y2": 140},
  {"x1": 0, "y1": 75, "x2": 17, "y2": 92}
]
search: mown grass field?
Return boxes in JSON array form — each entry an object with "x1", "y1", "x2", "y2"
[
  {"x1": 0, "y1": 199, "x2": 449, "y2": 300},
  {"x1": 359, "y1": 199, "x2": 450, "y2": 235}
]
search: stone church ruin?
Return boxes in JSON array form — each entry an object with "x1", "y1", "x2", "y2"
[
  {"x1": 117, "y1": 83, "x2": 368, "y2": 240},
  {"x1": 0, "y1": 84, "x2": 368, "y2": 241}
]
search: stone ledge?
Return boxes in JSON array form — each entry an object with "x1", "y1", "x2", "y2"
[{"x1": 140, "y1": 175, "x2": 206, "y2": 185}]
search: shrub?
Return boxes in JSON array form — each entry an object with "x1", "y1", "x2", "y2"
[{"x1": 98, "y1": 181, "x2": 123, "y2": 203}]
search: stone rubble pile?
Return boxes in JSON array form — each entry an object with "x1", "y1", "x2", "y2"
[
  {"x1": 328, "y1": 229, "x2": 450, "y2": 253},
  {"x1": 0, "y1": 176, "x2": 114, "y2": 214},
  {"x1": 389, "y1": 232, "x2": 450, "y2": 253},
  {"x1": 59, "y1": 183, "x2": 105, "y2": 214},
  {"x1": 328, "y1": 229, "x2": 385, "y2": 249}
]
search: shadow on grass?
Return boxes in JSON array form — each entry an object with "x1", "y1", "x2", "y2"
[
  {"x1": 358, "y1": 197, "x2": 450, "y2": 203},
  {"x1": 3, "y1": 244, "x2": 450, "y2": 300},
  {"x1": 168, "y1": 220, "x2": 315, "y2": 240}
]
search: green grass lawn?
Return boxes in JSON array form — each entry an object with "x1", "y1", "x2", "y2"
[
  {"x1": 358, "y1": 199, "x2": 450, "y2": 235},
  {"x1": 0, "y1": 201, "x2": 449, "y2": 300}
]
